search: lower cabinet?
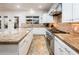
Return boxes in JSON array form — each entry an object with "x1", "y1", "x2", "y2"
[
  {"x1": 54, "y1": 36, "x2": 78, "y2": 55},
  {"x1": 19, "y1": 31, "x2": 33, "y2": 55}
]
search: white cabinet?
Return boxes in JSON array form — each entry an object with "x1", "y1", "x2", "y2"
[
  {"x1": 54, "y1": 36, "x2": 78, "y2": 55},
  {"x1": 54, "y1": 37, "x2": 68, "y2": 55},
  {"x1": 62, "y1": 3, "x2": 79, "y2": 22},
  {"x1": 32, "y1": 28, "x2": 46, "y2": 35},
  {"x1": 62, "y1": 3, "x2": 73, "y2": 23},
  {"x1": 73, "y1": 3, "x2": 79, "y2": 22},
  {"x1": 19, "y1": 31, "x2": 33, "y2": 55},
  {"x1": 39, "y1": 13, "x2": 53, "y2": 23}
]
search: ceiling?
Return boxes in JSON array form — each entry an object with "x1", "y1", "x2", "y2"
[{"x1": 0, "y1": 3, "x2": 53, "y2": 12}]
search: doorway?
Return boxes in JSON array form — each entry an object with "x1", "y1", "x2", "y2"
[{"x1": 14, "y1": 16, "x2": 19, "y2": 29}]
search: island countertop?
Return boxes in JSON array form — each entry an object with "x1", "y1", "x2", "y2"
[
  {"x1": 0, "y1": 28, "x2": 32, "y2": 44},
  {"x1": 54, "y1": 33, "x2": 79, "y2": 54}
]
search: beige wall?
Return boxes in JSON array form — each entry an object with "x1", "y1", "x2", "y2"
[{"x1": 0, "y1": 11, "x2": 45, "y2": 28}]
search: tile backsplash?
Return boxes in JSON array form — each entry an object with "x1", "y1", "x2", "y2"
[
  {"x1": 53, "y1": 23, "x2": 79, "y2": 34},
  {"x1": 72, "y1": 24, "x2": 79, "y2": 33}
]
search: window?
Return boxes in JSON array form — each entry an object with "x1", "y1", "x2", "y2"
[
  {"x1": 26, "y1": 16, "x2": 39, "y2": 24},
  {"x1": 4, "y1": 16, "x2": 8, "y2": 18}
]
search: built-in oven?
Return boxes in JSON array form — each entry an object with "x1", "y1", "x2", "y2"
[{"x1": 46, "y1": 30, "x2": 54, "y2": 55}]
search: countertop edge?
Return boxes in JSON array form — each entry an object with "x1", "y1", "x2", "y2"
[{"x1": 0, "y1": 30, "x2": 32, "y2": 44}]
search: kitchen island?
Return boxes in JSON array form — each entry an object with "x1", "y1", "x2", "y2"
[{"x1": 0, "y1": 28, "x2": 33, "y2": 55}]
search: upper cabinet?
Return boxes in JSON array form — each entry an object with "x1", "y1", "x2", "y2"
[
  {"x1": 73, "y1": 3, "x2": 79, "y2": 22},
  {"x1": 62, "y1": 3, "x2": 73, "y2": 23},
  {"x1": 62, "y1": 3, "x2": 79, "y2": 23}
]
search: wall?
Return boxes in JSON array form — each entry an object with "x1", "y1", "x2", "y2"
[
  {"x1": 0, "y1": 11, "x2": 45, "y2": 28},
  {"x1": 52, "y1": 14, "x2": 79, "y2": 34}
]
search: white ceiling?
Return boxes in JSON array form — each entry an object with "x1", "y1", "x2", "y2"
[{"x1": 0, "y1": 3, "x2": 53, "y2": 12}]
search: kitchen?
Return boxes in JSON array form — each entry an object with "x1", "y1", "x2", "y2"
[{"x1": 0, "y1": 3, "x2": 79, "y2": 55}]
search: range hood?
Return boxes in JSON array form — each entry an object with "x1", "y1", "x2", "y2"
[
  {"x1": 49, "y1": 10, "x2": 62, "y2": 16},
  {"x1": 49, "y1": 3, "x2": 62, "y2": 16}
]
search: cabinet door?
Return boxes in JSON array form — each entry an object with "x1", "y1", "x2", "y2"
[
  {"x1": 54, "y1": 39, "x2": 63, "y2": 55},
  {"x1": 73, "y1": 3, "x2": 79, "y2": 22},
  {"x1": 62, "y1": 3, "x2": 73, "y2": 23},
  {"x1": 54, "y1": 36, "x2": 78, "y2": 55},
  {"x1": 54, "y1": 37, "x2": 68, "y2": 55},
  {"x1": 19, "y1": 31, "x2": 33, "y2": 55}
]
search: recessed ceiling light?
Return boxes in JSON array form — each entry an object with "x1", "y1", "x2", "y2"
[
  {"x1": 16, "y1": 5, "x2": 20, "y2": 8},
  {"x1": 39, "y1": 5, "x2": 42, "y2": 9},
  {"x1": 30, "y1": 9, "x2": 35, "y2": 14}
]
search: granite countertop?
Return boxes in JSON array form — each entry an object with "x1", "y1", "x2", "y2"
[
  {"x1": 0, "y1": 28, "x2": 32, "y2": 44},
  {"x1": 54, "y1": 33, "x2": 79, "y2": 54}
]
